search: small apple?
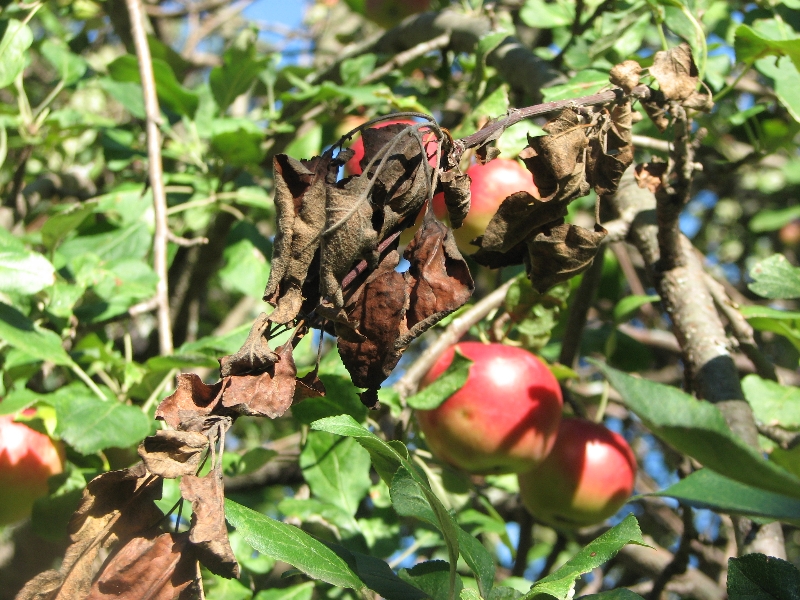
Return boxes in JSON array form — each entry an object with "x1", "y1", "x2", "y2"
[
  {"x1": 779, "y1": 220, "x2": 800, "y2": 247},
  {"x1": 0, "y1": 412, "x2": 65, "y2": 525},
  {"x1": 364, "y1": 0, "x2": 430, "y2": 28},
  {"x1": 433, "y1": 158, "x2": 539, "y2": 252},
  {"x1": 517, "y1": 418, "x2": 636, "y2": 529},
  {"x1": 416, "y1": 342, "x2": 563, "y2": 474},
  {"x1": 344, "y1": 119, "x2": 437, "y2": 176}
]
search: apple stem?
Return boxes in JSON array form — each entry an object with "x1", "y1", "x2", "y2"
[{"x1": 594, "y1": 380, "x2": 610, "y2": 423}]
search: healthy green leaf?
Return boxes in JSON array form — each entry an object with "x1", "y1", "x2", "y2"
[
  {"x1": 727, "y1": 553, "x2": 800, "y2": 600},
  {"x1": 107, "y1": 55, "x2": 199, "y2": 117},
  {"x1": 742, "y1": 375, "x2": 800, "y2": 430},
  {"x1": 0, "y1": 250, "x2": 56, "y2": 295},
  {"x1": 597, "y1": 363, "x2": 800, "y2": 500},
  {"x1": 399, "y1": 561, "x2": 464, "y2": 600},
  {"x1": 0, "y1": 387, "x2": 40, "y2": 415},
  {"x1": 0, "y1": 19, "x2": 33, "y2": 88},
  {"x1": 254, "y1": 582, "x2": 315, "y2": 600},
  {"x1": 748, "y1": 254, "x2": 800, "y2": 299},
  {"x1": 209, "y1": 42, "x2": 267, "y2": 111},
  {"x1": 0, "y1": 302, "x2": 72, "y2": 365},
  {"x1": 580, "y1": 591, "x2": 645, "y2": 600},
  {"x1": 41, "y1": 201, "x2": 97, "y2": 250},
  {"x1": 292, "y1": 374, "x2": 368, "y2": 425},
  {"x1": 756, "y1": 56, "x2": 800, "y2": 123},
  {"x1": 542, "y1": 70, "x2": 609, "y2": 102},
  {"x1": 519, "y1": 0, "x2": 574, "y2": 28},
  {"x1": 613, "y1": 295, "x2": 660, "y2": 324},
  {"x1": 224, "y1": 498, "x2": 366, "y2": 591},
  {"x1": 205, "y1": 576, "x2": 252, "y2": 600},
  {"x1": 40, "y1": 38, "x2": 87, "y2": 85},
  {"x1": 654, "y1": 469, "x2": 800, "y2": 526},
  {"x1": 406, "y1": 350, "x2": 472, "y2": 410},
  {"x1": 735, "y1": 25, "x2": 800, "y2": 72},
  {"x1": 523, "y1": 515, "x2": 647, "y2": 600}
]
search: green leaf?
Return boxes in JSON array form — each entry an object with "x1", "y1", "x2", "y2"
[
  {"x1": 751, "y1": 205, "x2": 800, "y2": 232},
  {"x1": 756, "y1": 56, "x2": 800, "y2": 123},
  {"x1": 597, "y1": 363, "x2": 800, "y2": 500},
  {"x1": 742, "y1": 375, "x2": 800, "y2": 430},
  {"x1": 655, "y1": 469, "x2": 800, "y2": 526},
  {"x1": 254, "y1": 582, "x2": 315, "y2": 600},
  {"x1": 519, "y1": 0, "x2": 574, "y2": 28},
  {"x1": 735, "y1": 25, "x2": 800, "y2": 72},
  {"x1": 0, "y1": 387, "x2": 39, "y2": 415},
  {"x1": 99, "y1": 78, "x2": 146, "y2": 119},
  {"x1": 399, "y1": 561, "x2": 464, "y2": 600},
  {"x1": 0, "y1": 302, "x2": 72, "y2": 365},
  {"x1": 542, "y1": 70, "x2": 609, "y2": 103},
  {"x1": 49, "y1": 387, "x2": 152, "y2": 453},
  {"x1": 300, "y1": 431, "x2": 372, "y2": 517},
  {"x1": 407, "y1": 350, "x2": 472, "y2": 410},
  {"x1": 210, "y1": 39, "x2": 267, "y2": 111},
  {"x1": 0, "y1": 19, "x2": 33, "y2": 88},
  {"x1": 580, "y1": 591, "x2": 645, "y2": 600},
  {"x1": 236, "y1": 448, "x2": 277, "y2": 476},
  {"x1": 0, "y1": 250, "x2": 56, "y2": 295},
  {"x1": 749, "y1": 254, "x2": 800, "y2": 299},
  {"x1": 210, "y1": 118, "x2": 266, "y2": 166},
  {"x1": 741, "y1": 306, "x2": 800, "y2": 353},
  {"x1": 224, "y1": 498, "x2": 366, "y2": 591},
  {"x1": 292, "y1": 374, "x2": 367, "y2": 425},
  {"x1": 58, "y1": 221, "x2": 152, "y2": 263},
  {"x1": 523, "y1": 515, "x2": 646, "y2": 600},
  {"x1": 40, "y1": 38, "x2": 87, "y2": 85},
  {"x1": 612, "y1": 295, "x2": 660, "y2": 324},
  {"x1": 219, "y1": 221, "x2": 271, "y2": 298},
  {"x1": 727, "y1": 553, "x2": 800, "y2": 600},
  {"x1": 205, "y1": 575, "x2": 253, "y2": 600},
  {"x1": 107, "y1": 55, "x2": 199, "y2": 117},
  {"x1": 41, "y1": 201, "x2": 97, "y2": 250}
]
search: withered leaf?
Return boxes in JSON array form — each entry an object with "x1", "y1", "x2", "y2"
[
  {"x1": 337, "y1": 251, "x2": 406, "y2": 391},
  {"x1": 609, "y1": 60, "x2": 642, "y2": 94},
  {"x1": 138, "y1": 431, "x2": 209, "y2": 479},
  {"x1": 526, "y1": 223, "x2": 608, "y2": 292},
  {"x1": 221, "y1": 343, "x2": 297, "y2": 418},
  {"x1": 634, "y1": 162, "x2": 668, "y2": 194},
  {"x1": 219, "y1": 313, "x2": 277, "y2": 377},
  {"x1": 17, "y1": 464, "x2": 164, "y2": 600},
  {"x1": 156, "y1": 374, "x2": 227, "y2": 431},
  {"x1": 532, "y1": 108, "x2": 590, "y2": 183},
  {"x1": 650, "y1": 43, "x2": 698, "y2": 102},
  {"x1": 180, "y1": 473, "x2": 240, "y2": 579},
  {"x1": 642, "y1": 98, "x2": 670, "y2": 132},
  {"x1": 294, "y1": 370, "x2": 326, "y2": 402},
  {"x1": 85, "y1": 532, "x2": 200, "y2": 600},
  {"x1": 438, "y1": 170, "x2": 471, "y2": 229},
  {"x1": 403, "y1": 214, "x2": 474, "y2": 336},
  {"x1": 263, "y1": 154, "x2": 334, "y2": 324},
  {"x1": 472, "y1": 239, "x2": 528, "y2": 269},
  {"x1": 478, "y1": 191, "x2": 567, "y2": 254},
  {"x1": 586, "y1": 102, "x2": 634, "y2": 197}
]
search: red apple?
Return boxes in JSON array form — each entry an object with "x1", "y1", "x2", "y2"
[
  {"x1": 517, "y1": 418, "x2": 637, "y2": 528},
  {"x1": 344, "y1": 119, "x2": 437, "y2": 176},
  {"x1": 0, "y1": 412, "x2": 65, "y2": 525},
  {"x1": 416, "y1": 342, "x2": 563, "y2": 474},
  {"x1": 364, "y1": 0, "x2": 430, "y2": 28},
  {"x1": 433, "y1": 158, "x2": 540, "y2": 252},
  {"x1": 779, "y1": 220, "x2": 800, "y2": 247}
]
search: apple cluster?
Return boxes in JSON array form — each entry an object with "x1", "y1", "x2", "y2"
[{"x1": 415, "y1": 342, "x2": 637, "y2": 529}]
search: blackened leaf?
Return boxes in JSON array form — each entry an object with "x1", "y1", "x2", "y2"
[
  {"x1": 337, "y1": 251, "x2": 406, "y2": 390},
  {"x1": 650, "y1": 43, "x2": 698, "y2": 102},
  {"x1": 221, "y1": 344, "x2": 297, "y2": 418},
  {"x1": 438, "y1": 170, "x2": 471, "y2": 229},
  {"x1": 219, "y1": 313, "x2": 278, "y2": 377},
  {"x1": 479, "y1": 191, "x2": 567, "y2": 254},
  {"x1": 403, "y1": 215, "x2": 474, "y2": 338},
  {"x1": 156, "y1": 374, "x2": 226, "y2": 431},
  {"x1": 181, "y1": 473, "x2": 240, "y2": 579},
  {"x1": 85, "y1": 532, "x2": 200, "y2": 599},
  {"x1": 526, "y1": 223, "x2": 607, "y2": 293},
  {"x1": 263, "y1": 154, "x2": 332, "y2": 324},
  {"x1": 138, "y1": 431, "x2": 209, "y2": 479}
]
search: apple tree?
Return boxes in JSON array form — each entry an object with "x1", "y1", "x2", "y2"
[{"x1": 1, "y1": 0, "x2": 800, "y2": 599}]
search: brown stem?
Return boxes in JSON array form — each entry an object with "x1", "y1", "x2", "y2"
[
  {"x1": 648, "y1": 505, "x2": 695, "y2": 600},
  {"x1": 125, "y1": 0, "x2": 173, "y2": 356},
  {"x1": 512, "y1": 510, "x2": 534, "y2": 577}
]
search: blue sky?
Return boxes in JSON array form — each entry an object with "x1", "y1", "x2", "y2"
[{"x1": 243, "y1": 0, "x2": 307, "y2": 31}]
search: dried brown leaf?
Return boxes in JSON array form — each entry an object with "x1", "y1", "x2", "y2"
[
  {"x1": 650, "y1": 43, "x2": 698, "y2": 102},
  {"x1": 86, "y1": 532, "x2": 200, "y2": 600},
  {"x1": 294, "y1": 370, "x2": 326, "y2": 402},
  {"x1": 219, "y1": 313, "x2": 277, "y2": 377},
  {"x1": 478, "y1": 191, "x2": 568, "y2": 254},
  {"x1": 156, "y1": 375, "x2": 227, "y2": 431},
  {"x1": 634, "y1": 162, "x2": 668, "y2": 194},
  {"x1": 138, "y1": 431, "x2": 209, "y2": 479},
  {"x1": 609, "y1": 60, "x2": 642, "y2": 94},
  {"x1": 263, "y1": 154, "x2": 334, "y2": 324},
  {"x1": 221, "y1": 343, "x2": 297, "y2": 418},
  {"x1": 587, "y1": 102, "x2": 634, "y2": 197},
  {"x1": 526, "y1": 223, "x2": 608, "y2": 292},
  {"x1": 642, "y1": 99, "x2": 670, "y2": 132},
  {"x1": 180, "y1": 473, "x2": 240, "y2": 579},
  {"x1": 438, "y1": 170, "x2": 471, "y2": 229}
]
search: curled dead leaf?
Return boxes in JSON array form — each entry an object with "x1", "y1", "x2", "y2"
[
  {"x1": 609, "y1": 60, "x2": 642, "y2": 94},
  {"x1": 650, "y1": 43, "x2": 698, "y2": 102},
  {"x1": 156, "y1": 374, "x2": 227, "y2": 431},
  {"x1": 438, "y1": 170, "x2": 471, "y2": 229},
  {"x1": 221, "y1": 343, "x2": 297, "y2": 418},
  {"x1": 634, "y1": 162, "x2": 668, "y2": 194},
  {"x1": 138, "y1": 431, "x2": 209, "y2": 479},
  {"x1": 526, "y1": 223, "x2": 608, "y2": 293}
]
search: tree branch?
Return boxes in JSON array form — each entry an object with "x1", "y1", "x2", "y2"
[{"x1": 126, "y1": 0, "x2": 173, "y2": 356}]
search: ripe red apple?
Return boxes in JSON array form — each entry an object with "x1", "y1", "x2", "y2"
[
  {"x1": 416, "y1": 342, "x2": 563, "y2": 474},
  {"x1": 344, "y1": 119, "x2": 438, "y2": 176},
  {"x1": 364, "y1": 0, "x2": 430, "y2": 28},
  {"x1": 0, "y1": 413, "x2": 65, "y2": 525},
  {"x1": 433, "y1": 158, "x2": 540, "y2": 252},
  {"x1": 517, "y1": 418, "x2": 636, "y2": 529}
]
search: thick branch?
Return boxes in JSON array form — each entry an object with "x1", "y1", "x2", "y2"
[{"x1": 126, "y1": 0, "x2": 173, "y2": 356}]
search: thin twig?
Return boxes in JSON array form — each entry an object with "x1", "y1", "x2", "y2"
[
  {"x1": 648, "y1": 505, "x2": 696, "y2": 600},
  {"x1": 126, "y1": 0, "x2": 173, "y2": 355},
  {"x1": 361, "y1": 32, "x2": 451, "y2": 84},
  {"x1": 182, "y1": 0, "x2": 254, "y2": 58},
  {"x1": 167, "y1": 231, "x2": 209, "y2": 247},
  {"x1": 512, "y1": 510, "x2": 534, "y2": 577}
]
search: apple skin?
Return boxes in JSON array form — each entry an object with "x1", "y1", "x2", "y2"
[
  {"x1": 345, "y1": 119, "x2": 437, "y2": 176},
  {"x1": 517, "y1": 418, "x2": 637, "y2": 529},
  {"x1": 364, "y1": 0, "x2": 430, "y2": 28},
  {"x1": 779, "y1": 220, "x2": 800, "y2": 247},
  {"x1": 0, "y1": 413, "x2": 65, "y2": 525},
  {"x1": 416, "y1": 342, "x2": 563, "y2": 474},
  {"x1": 433, "y1": 158, "x2": 540, "y2": 253}
]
